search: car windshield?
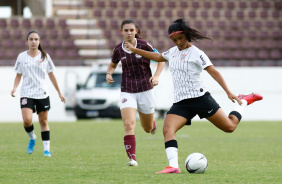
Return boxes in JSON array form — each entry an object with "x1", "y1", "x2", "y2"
[{"x1": 84, "y1": 73, "x2": 122, "y2": 89}]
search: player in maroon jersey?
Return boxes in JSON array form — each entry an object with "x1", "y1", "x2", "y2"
[{"x1": 106, "y1": 19, "x2": 165, "y2": 166}]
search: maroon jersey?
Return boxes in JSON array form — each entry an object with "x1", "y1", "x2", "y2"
[{"x1": 111, "y1": 38, "x2": 155, "y2": 93}]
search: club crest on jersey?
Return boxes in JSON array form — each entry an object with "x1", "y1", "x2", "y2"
[
  {"x1": 21, "y1": 98, "x2": 27, "y2": 105},
  {"x1": 135, "y1": 54, "x2": 142, "y2": 59},
  {"x1": 200, "y1": 55, "x2": 206, "y2": 65},
  {"x1": 122, "y1": 98, "x2": 127, "y2": 103}
]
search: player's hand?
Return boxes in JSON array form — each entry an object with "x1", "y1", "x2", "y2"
[
  {"x1": 150, "y1": 75, "x2": 159, "y2": 87},
  {"x1": 106, "y1": 73, "x2": 114, "y2": 84},
  {"x1": 59, "y1": 93, "x2": 65, "y2": 103},
  {"x1": 124, "y1": 41, "x2": 134, "y2": 52},
  {"x1": 11, "y1": 89, "x2": 16, "y2": 97},
  {"x1": 228, "y1": 93, "x2": 242, "y2": 105}
]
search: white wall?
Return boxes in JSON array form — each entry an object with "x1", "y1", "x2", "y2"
[{"x1": 0, "y1": 66, "x2": 281, "y2": 122}]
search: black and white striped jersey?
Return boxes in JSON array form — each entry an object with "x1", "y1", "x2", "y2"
[
  {"x1": 14, "y1": 51, "x2": 55, "y2": 99},
  {"x1": 162, "y1": 45, "x2": 213, "y2": 103}
]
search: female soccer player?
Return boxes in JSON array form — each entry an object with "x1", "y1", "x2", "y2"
[
  {"x1": 11, "y1": 30, "x2": 65, "y2": 157},
  {"x1": 106, "y1": 19, "x2": 165, "y2": 166},
  {"x1": 125, "y1": 19, "x2": 263, "y2": 173}
]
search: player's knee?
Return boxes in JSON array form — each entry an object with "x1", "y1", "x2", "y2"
[
  {"x1": 23, "y1": 118, "x2": 32, "y2": 126},
  {"x1": 143, "y1": 127, "x2": 151, "y2": 133},
  {"x1": 123, "y1": 121, "x2": 135, "y2": 131},
  {"x1": 39, "y1": 119, "x2": 48, "y2": 127}
]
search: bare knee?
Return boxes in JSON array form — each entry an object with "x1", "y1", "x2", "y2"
[
  {"x1": 39, "y1": 119, "x2": 48, "y2": 129},
  {"x1": 23, "y1": 118, "x2": 32, "y2": 127},
  {"x1": 124, "y1": 120, "x2": 135, "y2": 132}
]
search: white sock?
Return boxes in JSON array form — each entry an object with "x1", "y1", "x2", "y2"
[
  {"x1": 233, "y1": 99, "x2": 247, "y2": 116},
  {"x1": 165, "y1": 147, "x2": 179, "y2": 168},
  {"x1": 43, "y1": 140, "x2": 50, "y2": 151},
  {"x1": 27, "y1": 131, "x2": 36, "y2": 140}
]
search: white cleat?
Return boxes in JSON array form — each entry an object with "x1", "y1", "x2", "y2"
[{"x1": 127, "y1": 159, "x2": 138, "y2": 166}]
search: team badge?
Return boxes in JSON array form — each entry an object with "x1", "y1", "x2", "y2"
[
  {"x1": 122, "y1": 98, "x2": 127, "y2": 103},
  {"x1": 21, "y1": 98, "x2": 27, "y2": 105}
]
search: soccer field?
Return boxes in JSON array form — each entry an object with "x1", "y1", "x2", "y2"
[{"x1": 0, "y1": 120, "x2": 281, "y2": 184}]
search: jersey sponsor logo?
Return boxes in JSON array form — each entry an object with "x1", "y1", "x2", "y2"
[
  {"x1": 135, "y1": 54, "x2": 142, "y2": 59},
  {"x1": 200, "y1": 55, "x2": 206, "y2": 66},
  {"x1": 122, "y1": 98, "x2": 127, "y2": 103},
  {"x1": 21, "y1": 98, "x2": 28, "y2": 105},
  {"x1": 121, "y1": 56, "x2": 126, "y2": 61}
]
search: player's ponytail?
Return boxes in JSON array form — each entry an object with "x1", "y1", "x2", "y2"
[
  {"x1": 168, "y1": 19, "x2": 210, "y2": 42},
  {"x1": 121, "y1": 19, "x2": 144, "y2": 39},
  {"x1": 26, "y1": 30, "x2": 47, "y2": 61}
]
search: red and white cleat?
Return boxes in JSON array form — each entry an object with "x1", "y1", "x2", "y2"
[
  {"x1": 156, "y1": 166, "x2": 181, "y2": 174},
  {"x1": 238, "y1": 93, "x2": 263, "y2": 105}
]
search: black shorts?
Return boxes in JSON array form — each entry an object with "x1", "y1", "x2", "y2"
[
  {"x1": 20, "y1": 97, "x2": 51, "y2": 114},
  {"x1": 166, "y1": 92, "x2": 220, "y2": 125}
]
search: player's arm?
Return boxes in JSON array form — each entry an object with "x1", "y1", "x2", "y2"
[
  {"x1": 106, "y1": 62, "x2": 118, "y2": 85},
  {"x1": 150, "y1": 61, "x2": 165, "y2": 86},
  {"x1": 48, "y1": 72, "x2": 65, "y2": 103},
  {"x1": 205, "y1": 65, "x2": 242, "y2": 105},
  {"x1": 124, "y1": 41, "x2": 167, "y2": 62},
  {"x1": 11, "y1": 73, "x2": 22, "y2": 97}
]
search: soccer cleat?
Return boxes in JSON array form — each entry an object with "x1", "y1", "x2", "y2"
[
  {"x1": 44, "y1": 150, "x2": 51, "y2": 157},
  {"x1": 127, "y1": 159, "x2": 138, "y2": 166},
  {"x1": 27, "y1": 136, "x2": 36, "y2": 154},
  {"x1": 150, "y1": 121, "x2": 157, "y2": 135},
  {"x1": 156, "y1": 166, "x2": 181, "y2": 174},
  {"x1": 238, "y1": 93, "x2": 263, "y2": 105}
]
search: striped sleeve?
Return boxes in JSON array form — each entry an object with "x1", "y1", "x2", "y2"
[
  {"x1": 46, "y1": 54, "x2": 55, "y2": 73},
  {"x1": 14, "y1": 54, "x2": 22, "y2": 74}
]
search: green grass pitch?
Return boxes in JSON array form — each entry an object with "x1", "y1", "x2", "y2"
[{"x1": 0, "y1": 120, "x2": 281, "y2": 184}]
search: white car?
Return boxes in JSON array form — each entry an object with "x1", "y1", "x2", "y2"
[{"x1": 74, "y1": 65, "x2": 122, "y2": 119}]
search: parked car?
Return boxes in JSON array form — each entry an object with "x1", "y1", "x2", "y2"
[{"x1": 74, "y1": 65, "x2": 122, "y2": 119}]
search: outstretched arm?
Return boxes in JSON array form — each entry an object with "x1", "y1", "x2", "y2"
[
  {"x1": 124, "y1": 41, "x2": 167, "y2": 62},
  {"x1": 205, "y1": 65, "x2": 242, "y2": 105},
  {"x1": 11, "y1": 73, "x2": 22, "y2": 97},
  {"x1": 48, "y1": 72, "x2": 65, "y2": 103}
]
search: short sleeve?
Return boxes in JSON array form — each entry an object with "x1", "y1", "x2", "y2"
[
  {"x1": 197, "y1": 52, "x2": 213, "y2": 69},
  {"x1": 14, "y1": 54, "x2": 22, "y2": 74},
  {"x1": 46, "y1": 54, "x2": 56, "y2": 73},
  {"x1": 162, "y1": 49, "x2": 171, "y2": 61},
  {"x1": 111, "y1": 48, "x2": 120, "y2": 64}
]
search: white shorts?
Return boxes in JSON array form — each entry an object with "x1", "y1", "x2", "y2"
[{"x1": 120, "y1": 89, "x2": 155, "y2": 114}]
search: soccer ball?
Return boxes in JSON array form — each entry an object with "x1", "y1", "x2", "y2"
[{"x1": 185, "y1": 153, "x2": 208, "y2": 174}]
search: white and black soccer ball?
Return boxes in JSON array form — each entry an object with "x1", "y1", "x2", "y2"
[{"x1": 185, "y1": 153, "x2": 208, "y2": 174}]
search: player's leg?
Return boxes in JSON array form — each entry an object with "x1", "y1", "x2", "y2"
[
  {"x1": 121, "y1": 107, "x2": 138, "y2": 166},
  {"x1": 38, "y1": 110, "x2": 51, "y2": 156},
  {"x1": 156, "y1": 114, "x2": 187, "y2": 173},
  {"x1": 137, "y1": 89, "x2": 156, "y2": 134},
  {"x1": 138, "y1": 112, "x2": 156, "y2": 133},
  {"x1": 21, "y1": 98, "x2": 37, "y2": 154},
  {"x1": 120, "y1": 92, "x2": 138, "y2": 166},
  {"x1": 36, "y1": 97, "x2": 51, "y2": 156},
  {"x1": 206, "y1": 93, "x2": 263, "y2": 132}
]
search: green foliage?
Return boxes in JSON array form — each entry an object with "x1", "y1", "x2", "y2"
[{"x1": 0, "y1": 120, "x2": 281, "y2": 184}]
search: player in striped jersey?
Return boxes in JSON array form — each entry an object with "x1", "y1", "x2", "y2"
[
  {"x1": 11, "y1": 31, "x2": 65, "y2": 157},
  {"x1": 106, "y1": 19, "x2": 165, "y2": 166},
  {"x1": 125, "y1": 19, "x2": 263, "y2": 173}
]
